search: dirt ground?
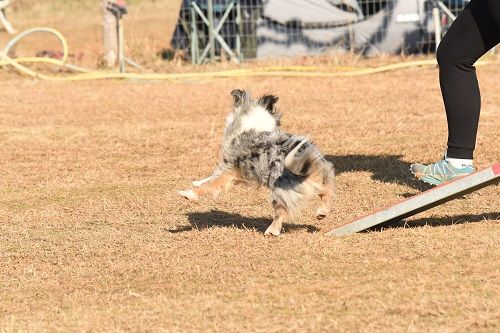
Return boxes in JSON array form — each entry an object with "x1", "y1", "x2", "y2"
[{"x1": 1, "y1": 1, "x2": 499, "y2": 332}]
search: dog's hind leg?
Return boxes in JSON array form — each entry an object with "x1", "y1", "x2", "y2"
[
  {"x1": 265, "y1": 205, "x2": 288, "y2": 236},
  {"x1": 316, "y1": 193, "x2": 332, "y2": 220},
  {"x1": 316, "y1": 164, "x2": 336, "y2": 220}
]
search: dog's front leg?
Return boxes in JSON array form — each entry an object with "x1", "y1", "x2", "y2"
[
  {"x1": 191, "y1": 163, "x2": 226, "y2": 187},
  {"x1": 192, "y1": 176, "x2": 213, "y2": 188},
  {"x1": 178, "y1": 169, "x2": 236, "y2": 201}
]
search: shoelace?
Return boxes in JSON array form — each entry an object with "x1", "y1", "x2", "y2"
[{"x1": 424, "y1": 161, "x2": 455, "y2": 179}]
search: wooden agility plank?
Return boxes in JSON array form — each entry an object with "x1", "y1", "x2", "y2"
[{"x1": 325, "y1": 163, "x2": 500, "y2": 237}]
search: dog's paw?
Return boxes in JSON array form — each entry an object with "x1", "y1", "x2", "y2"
[
  {"x1": 177, "y1": 189, "x2": 199, "y2": 201},
  {"x1": 264, "y1": 226, "x2": 281, "y2": 236},
  {"x1": 316, "y1": 207, "x2": 328, "y2": 220}
]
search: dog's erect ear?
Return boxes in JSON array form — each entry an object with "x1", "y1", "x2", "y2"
[
  {"x1": 258, "y1": 94, "x2": 279, "y2": 114},
  {"x1": 231, "y1": 89, "x2": 246, "y2": 107}
]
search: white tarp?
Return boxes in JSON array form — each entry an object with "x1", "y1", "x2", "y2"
[
  {"x1": 257, "y1": 0, "x2": 430, "y2": 57},
  {"x1": 263, "y1": 0, "x2": 362, "y2": 26}
]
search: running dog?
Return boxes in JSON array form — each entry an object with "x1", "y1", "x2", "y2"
[{"x1": 178, "y1": 90, "x2": 335, "y2": 236}]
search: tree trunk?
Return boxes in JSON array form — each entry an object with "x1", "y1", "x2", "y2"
[{"x1": 102, "y1": 0, "x2": 117, "y2": 67}]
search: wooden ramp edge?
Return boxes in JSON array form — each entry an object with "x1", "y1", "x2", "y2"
[{"x1": 325, "y1": 163, "x2": 500, "y2": 237}]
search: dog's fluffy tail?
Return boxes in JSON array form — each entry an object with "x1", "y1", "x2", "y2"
[{"x1": 284, "y1": 137, "x2": 322, "y2": 177}]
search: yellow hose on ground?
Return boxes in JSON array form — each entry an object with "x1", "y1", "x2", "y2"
[{"x1": 0, "y1": 27, "x2": 497, "y2": 82}]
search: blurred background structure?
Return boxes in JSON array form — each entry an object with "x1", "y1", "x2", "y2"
[
  {"x1": 171, "y1": 0, "x2": 471, "y2": 63},
  {"x1": 0, "y1": 0, "x2": 16, "y2": 34},
  {"x1": 0, "y1": 0, "x2": 489, "y2": 71}
]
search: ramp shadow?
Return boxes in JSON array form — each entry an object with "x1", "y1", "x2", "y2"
[
  {"x1": 365, "y1": 212, "x2": 499, "y2": 232},
  {"x1": 325, "y1": 154, "x2": 432, "y2": 191},
  {"x1": 166, "y1": 209, "x2": 320, "y2": 234}
]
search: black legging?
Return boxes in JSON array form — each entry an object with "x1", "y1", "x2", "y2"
[{"x1": 436, "y1": 0, "x2": 500, "y2": 159}]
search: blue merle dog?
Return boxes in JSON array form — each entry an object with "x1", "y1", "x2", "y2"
[{"x1": 178, "y1": 90, "x2": 335, "y2": 236}]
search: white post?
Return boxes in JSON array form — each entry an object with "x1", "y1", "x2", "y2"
[
  {"x1": 207, "y1": 0, "x2": 216, "y2": 60},
  {"x1": 0, "y1": 0, "x2": 16, "y2": 34},
  {"x1": 432, "y1": 5, "x2": 442, "y2": 51},
  {"x1": 102, "y1": 0, "x2": 118, "y2": 67},
  {"x1": 118, "y1": 16, "x2": 125, "y2": 72}
]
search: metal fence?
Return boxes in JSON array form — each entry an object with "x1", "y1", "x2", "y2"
[{"x1": 170, "y1": 0, "x2": 470, "y2": 63}]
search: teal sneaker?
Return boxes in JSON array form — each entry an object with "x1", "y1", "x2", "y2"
[{"x1": 410, "y1": 159, "x2": 475, "y2": 185}]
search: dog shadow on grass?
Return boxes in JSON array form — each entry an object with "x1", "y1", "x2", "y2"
[
  {"x1": 365, "y1": 212, "x2": 499, "y2": 232},
  {"x1": 166, "y1": 210, "x2": 320, "y2": 234},
  {"x1": 325, "y1": 154, "x2": 432, "y2": 192}
]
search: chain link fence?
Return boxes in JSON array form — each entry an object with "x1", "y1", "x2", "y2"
[{"x1": 170, "y1": 0, "x2": 470, "y2": 63}]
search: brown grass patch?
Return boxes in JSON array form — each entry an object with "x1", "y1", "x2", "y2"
[{"x1": 0, "y1": 1, "x2": 499, "y2": 332}]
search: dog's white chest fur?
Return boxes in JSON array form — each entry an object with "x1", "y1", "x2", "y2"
[{"x1": 239, "y1": 106, "x2": 277, "y2": 133}]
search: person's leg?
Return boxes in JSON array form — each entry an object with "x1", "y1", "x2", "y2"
[
  {"x1": 438, "y1": 0, "x2": 500, "y2": 161},
  {"x1": 411, "y1": 0, "x2": 500, "y2": 185}
]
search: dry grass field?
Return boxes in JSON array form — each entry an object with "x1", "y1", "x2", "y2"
[{"x1": 1, "y1": 1, "x2": 499, "y2": 332}]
